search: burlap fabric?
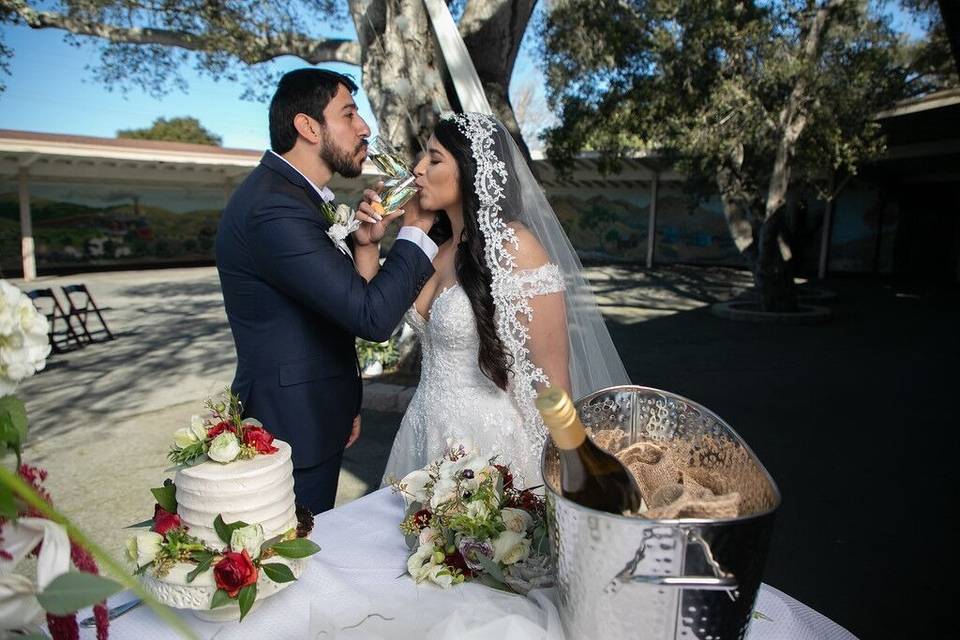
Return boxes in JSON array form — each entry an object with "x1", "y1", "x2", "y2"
[{"x1": 590, "y1": 428, "x2": 772, "y2": 519}]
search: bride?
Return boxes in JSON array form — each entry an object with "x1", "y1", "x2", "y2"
[{"x1": 372, "y1": 113, "x2": 629, "y2": 486}]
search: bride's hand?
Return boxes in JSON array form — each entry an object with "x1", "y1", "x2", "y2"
[{"x1": 353, "y1": 181, "x2": 405, "y2": 247}]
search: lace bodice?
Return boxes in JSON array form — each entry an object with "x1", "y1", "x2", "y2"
[{"x1": 382, "y1": 264, "x2": 564, "y2": 486}]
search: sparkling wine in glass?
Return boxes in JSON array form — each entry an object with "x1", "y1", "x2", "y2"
[{"x1": 367, "y1": 135, "x2": 418, "y2": 213}]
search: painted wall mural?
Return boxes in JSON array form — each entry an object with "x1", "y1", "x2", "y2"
[{"x1": 0, "y1": 175, "x2": 925, "y2": 278}]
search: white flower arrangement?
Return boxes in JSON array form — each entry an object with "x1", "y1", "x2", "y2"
[
  {"x1": 392, "y1": 443, "x2": 554, "y2": 593},
  {"x1": 320, "y1": 202, "x2": 361, "y2": 256},
  {"x1": 0, "y1": 280, "x2": 51, "y2": 396}
]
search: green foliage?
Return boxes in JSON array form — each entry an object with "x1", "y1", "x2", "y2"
[
  {"x1": 0, "y1": 394, "x2": 28, "y2": 464},
  {"x1": 0, "y1": 1, "x2": 350, "y2": 101},
  {"x1": 237, "y1": 583, "x2": 257, "y2": 620},
  {"x1": 540, "y1": 0, "x2": 915, "y2": 209},
  {"x1": 260, "y1": 562, "x2": 297, "y2": 583},
  {"x1": 186, "y1": 551, "x2": 214, "y2": 583},
  {"x1": 214, "y1": 514, "x2": 250, "y2": 546},
  {"x1": 36, "y1": 572, "x2": 124, "y2": 615},
  {"x1": 117, "y1": 117, "x2": 222, "y2": 146},
  {"x1": 356, "y1": 336, "x2": 400, "y2": 370},
  {"x1": 210, "y1": 588, "x2": 232, "y2": 609},
  {"x1": 265, "y1": 537, "x2": 321, "y2": 559},
  {"x1": 150, "y1": 479, "x2": 177, "y2": 513}
]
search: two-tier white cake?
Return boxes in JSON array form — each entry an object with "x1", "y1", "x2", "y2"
[{"x1": 139, "y1": 439, "x2": 307, "y2": 621}]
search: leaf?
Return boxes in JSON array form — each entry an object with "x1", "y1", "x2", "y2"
[
  {"x1": 214, "y1": 514, "x2": 249, "y2": 546},
  {"x1": 266, "y1": 538, "x2": 320, "y2": 559},
  {"x1": 150, "y1": 482, "x2": 177, "y2": 513},
  {"x1": 36, "y1": 572, "x2": 123, "y2": 615},
  {"x1": 260, "y1": 562, "x2": 296, "y2": 583},
  {"x1": 477, "y1": 572, "x2": 513, "y2": 593},
  {"x1": 237, "y1": 583, "x2": 257, "y2": 621},
  {"x1": 258, "y1": 533, "x2": 285, "y2": 556},
  {"x1": 186, "y1": 553, "x2": 214, "y2": 583},
  {"x1": 0, "y1": 395, "x2": 27, "y2": 447},
  {"x1": 125, "y1": 518, "x2": 155, "y2": 529},
  {"x1": 0, "y1": 485, "x2": 17, "y2": 519},
  {"x1": 532, "y1": 525, "x2": 550, "y2": 556},
  {"x1": 210, "y1": 588, "x2": 233, "y2": 609},
  {"x1": 404, "y1": 532, "x2": 419, "y2": 551},
  {"x1": 477, "y1": 554, "x2": 506, "y2": 584}
]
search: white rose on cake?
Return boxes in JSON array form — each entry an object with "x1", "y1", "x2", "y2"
[
  {"x1": 126, "y1": 531, "x2": 164, "y2": 568},
  {"x1": 208, "y1": 431, "x2": 241, "y2": 463},
  {"x1": 230, "y1": 524, "x2": 266, "y2": 558},
  {"x1": 172, "y1": 416, "x2": 207, "y2": 449}
]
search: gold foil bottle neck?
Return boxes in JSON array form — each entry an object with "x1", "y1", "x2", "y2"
[{"x1": 536, "y1": 388, "x2": 586, "y2": 449}]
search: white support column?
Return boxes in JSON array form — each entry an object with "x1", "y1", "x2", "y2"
[
  {"x1": 818, "y1": 173, "x2": 836, "y2": 280},
  {"x1": 646, "y1": 172, "x2": 659, "y2": 269},
  {"x1": 18, "y1": 169, "x2": 36, "y2": 282}
]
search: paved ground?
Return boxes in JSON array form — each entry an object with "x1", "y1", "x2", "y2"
[{"x1": 10, "y1": 264, "x2": 955, "y2": 638}]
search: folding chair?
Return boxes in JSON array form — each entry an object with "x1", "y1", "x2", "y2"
[
  {"x1": 61, "y1": 284, "x2": 115, "y2": 344},
  {"x1": 26, "y1": 288, "x2": 84, "y2": 353}
]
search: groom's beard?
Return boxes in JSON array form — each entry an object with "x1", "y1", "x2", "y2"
[{"x1": 320, "y1": 131, "x2": 366, "y2": 178}]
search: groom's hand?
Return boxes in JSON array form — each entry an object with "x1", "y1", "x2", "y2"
[
  {"x1": 353, "y1": 181, "x2": 404, "y2": 247},
  {"x1": 346, "y1": 414, "x2": 361, "y2": 448}
]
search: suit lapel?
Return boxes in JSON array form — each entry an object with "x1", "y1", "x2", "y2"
[{"x1": 259, "y1": 151, "x2": 331, "y2": 228}]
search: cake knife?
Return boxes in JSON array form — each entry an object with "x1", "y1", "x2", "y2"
[{"x1": 78, "y1": 598, "x2": 143, "y2": 627}]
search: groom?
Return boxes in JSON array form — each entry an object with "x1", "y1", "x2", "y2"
[{"x1": 216, "y1": 69, "x2": 437, "y2": 514}]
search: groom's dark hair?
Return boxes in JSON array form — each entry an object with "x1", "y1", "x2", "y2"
[{"x1": 269, "y1": 69, "x2": 359, "y2": 153}]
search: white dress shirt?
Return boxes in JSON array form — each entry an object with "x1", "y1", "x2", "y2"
[{"x1": 268, "y1": 150, "x2": 438, "y2": 261}]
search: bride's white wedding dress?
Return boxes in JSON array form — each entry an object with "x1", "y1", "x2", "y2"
[{"x1": 381, "y1": 264, "x2": 565, "y2": 487}]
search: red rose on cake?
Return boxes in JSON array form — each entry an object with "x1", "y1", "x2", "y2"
[
  {"x1": 207, "y1": 420, "x2": 236, "y2": 439},
  {"x1": 151, "y1": 504, "x2": 182, "y2": 535},
  {"x1": 213, "y1": 549, "x2": 259, "y2": 597},
  {"x1": 242, "y1": 426, "x2": 279, "y2": 454}
]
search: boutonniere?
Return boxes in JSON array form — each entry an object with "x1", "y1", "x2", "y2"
[{"x1": 320, "y1": 202, "x2": 361, "y2": 255}]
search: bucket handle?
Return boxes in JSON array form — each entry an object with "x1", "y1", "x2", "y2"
[{"x1": 606, "y1": 527, "x2": 738, "y2": 599}]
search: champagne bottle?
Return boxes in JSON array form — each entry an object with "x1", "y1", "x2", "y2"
[{"x1": 536, "y1": 387, "x2": 646, "y2": 515}]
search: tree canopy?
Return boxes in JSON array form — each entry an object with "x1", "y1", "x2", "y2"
[
  {"x1": 117, "y1": 116, "x2": 223, "y2": 145},
  {"x1": 539, "y1": 0, "x2": 947, "y2": 310},
  {"x1": 0, "y1": 0, "x2": 539, "y2": 157}
]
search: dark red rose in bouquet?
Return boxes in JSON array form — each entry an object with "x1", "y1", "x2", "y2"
[
  {"x1": 207, "y1": 421, "x2": 235, "y2": 439},
  {"x1": 443, "y1": 549, "x2": 475, "y2": 578},
  {"x1": 151, "y1": 504, "x2": 182, "y2": 536},
  {"x1": 213, "y1": 549, "x2": 258, "y2": 597},
  {"x1": 412, "y1": 509, "x2": 432, "y2": 530},
  {"x1": 242, "y1": 426, "x2": 279, "y2": 454}
]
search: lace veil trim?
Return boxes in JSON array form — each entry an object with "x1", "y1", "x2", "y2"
[{"x1": 441, "y1": 113, "x2": 565, "y2": 476}]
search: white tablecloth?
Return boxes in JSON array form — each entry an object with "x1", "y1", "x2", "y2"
[{"x1": 78, "y1": 488, "x2": 857, "y2": 639}]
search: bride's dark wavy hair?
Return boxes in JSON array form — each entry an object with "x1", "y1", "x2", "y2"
[{"x1": 429, "y1": 118, "x2": 519, "y2": 391}]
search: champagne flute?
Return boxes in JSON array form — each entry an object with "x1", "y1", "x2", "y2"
[{"x1": 367, "y1": 135, "x2": 419, "y2": 214}]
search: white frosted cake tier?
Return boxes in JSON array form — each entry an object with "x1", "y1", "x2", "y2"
[{"x1": 175, "y1": 440, "x2": 297, "y2": 549}]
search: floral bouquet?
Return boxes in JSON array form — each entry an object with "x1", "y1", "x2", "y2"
[
  {"x1": 392, "y1": 443, "x2": 554, "y2": 594},
  {"x1": 168, "y1": 392, "x2": 279, "y2": 466},
  {"x1": 127, "y1": 480, "x2": 318, "y2": 621}
]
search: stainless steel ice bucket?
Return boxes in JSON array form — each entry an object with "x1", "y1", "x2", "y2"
[{"x1": 542, "y1": 385, "x2": 781, "y2": 640}]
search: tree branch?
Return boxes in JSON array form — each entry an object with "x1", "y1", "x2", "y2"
[
  {"x1": 764, "y1": 0, "x2": 847, "y2": 220},
  {"x1": 2, "y1": 0, "x2": 361, "y2": 65}
]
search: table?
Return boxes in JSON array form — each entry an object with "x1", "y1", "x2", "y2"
[{"x1": 78, "y1": 489, "x2": 857, "y2": 639}]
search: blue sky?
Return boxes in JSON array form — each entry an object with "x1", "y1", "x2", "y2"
[
  {"x1": 0, "y1": 5, "x2": 924, "y2": 150},
  {"x1": 0, "y1": 20, "x2": 547, "y2": 150}
]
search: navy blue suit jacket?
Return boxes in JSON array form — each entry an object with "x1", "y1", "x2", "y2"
[{"x1": 216, "y1": 151, "x2": 433, "y2": 468}]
